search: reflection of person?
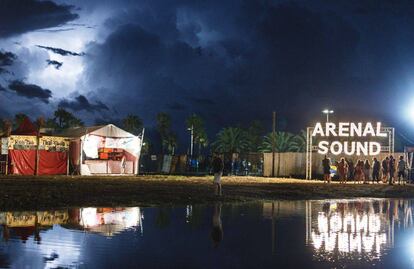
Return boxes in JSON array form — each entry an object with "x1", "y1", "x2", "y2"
[
  {"x1": 322, "y1": 155, "x2": 331, "y2": 183},
  {"x1": 212, "y1": 153, "x2": 224, "y2": 196},
  {"x1": 211, "y1": 203, "x2": 223, "y2": 248}
]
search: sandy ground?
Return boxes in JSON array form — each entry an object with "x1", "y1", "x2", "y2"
[{"x1": 0, "y1": 175, "x2": 413, "y2": 210}]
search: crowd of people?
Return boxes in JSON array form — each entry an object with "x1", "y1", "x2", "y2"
[{"x1": 322, "y1": 155, "x2": 409, "y2": 185}]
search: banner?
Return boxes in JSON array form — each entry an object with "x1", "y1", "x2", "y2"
[
  {"x1": 8, "y1": 135, "x2": 37, "y2": 150},
  {"x1": 39, "y1": 136, "x2": 69, "y2": 152},
  {"x1": 1, "y1": 138, "x2": 8, "y2": 155}
]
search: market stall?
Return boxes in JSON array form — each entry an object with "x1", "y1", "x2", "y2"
[
  {"x1": 0, "y1": 117, "x2": 69, "y2": 175},
  {"x1": 64, "y1": 124, "x2": 142, "y2": 175}
]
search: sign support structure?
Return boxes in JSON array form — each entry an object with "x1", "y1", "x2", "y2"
[{"x1": 306, "y1": 125, "x2": 394, "y2": 180}]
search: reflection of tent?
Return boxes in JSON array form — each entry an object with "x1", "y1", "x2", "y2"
[
  {"x1": 79, "y1": 207, "x2": 142, "y2": 236},
  {"x1": 63, "y1": 124, "x2": 142, "y2": 175},
  {"x1": 5, "y1": 117, "x2": 68, "y2": 175}
]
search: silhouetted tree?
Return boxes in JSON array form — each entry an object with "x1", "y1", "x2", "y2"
[
  {"x1": 122, "y1": 114, "x2": 143, "y2": 135},
  {"x1": 53, "y1": 108, "x2": 84, "y2": 129},
  {"x1": 186, "y1": 114, "x2": 208, "y2": 155},
  {"x1": 259, "y1": 132, "x2": 296, "y2": 152},
  {"x1": 212, "y1": 127, "x2": 249, "y2": 154},
  {"x1": 156, "y1": 112, "x2": 177, "y2": 154}
]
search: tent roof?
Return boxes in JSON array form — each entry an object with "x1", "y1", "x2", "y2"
[
  {"x1": 60, "y1": 124, "x2": 136, "y2": 138},
  {"x1": 12, "y1": 117, "x2": 38, "y2": 136}
]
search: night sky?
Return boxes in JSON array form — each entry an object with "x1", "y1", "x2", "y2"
[{"x1": 1, "y1": 0, "x2": 414, "y2": 144}]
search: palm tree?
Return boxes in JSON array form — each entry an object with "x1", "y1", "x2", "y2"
[
  {"x1": 212, "y1": 127, "x2": 249, "y2": 154},
  {"x1": 186, "y1": 114, "x2": 208, "y2": 154},
  {"x1": 54, "y1": 108, "x2": 83, "y2": 129},
  {"x1": 291, "y1": 130, "x2": 307, "y2": 152},
  {"x1": 259, "y1": 132, "x2": 296, "y2": 152},
  {"x1": 122, "y1": 114, "x2": 143, "y2": 135},
  {"x1": 246, "y1": 120, "x2": 265, "y2": 152},
  {"x1": 156, "y1": 112, "x2": 172, "y2": 153}
]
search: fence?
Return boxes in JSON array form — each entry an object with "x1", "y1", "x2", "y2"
[{"x1": 263, "y1": 152, "x2": 405, "y2": 178}]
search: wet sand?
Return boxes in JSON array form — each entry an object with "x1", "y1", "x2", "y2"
[{"x1": 0, "y1": 175, "x2": 413, "y2": 210}]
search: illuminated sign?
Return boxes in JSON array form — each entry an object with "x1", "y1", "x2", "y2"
[{"x1": 311, "y1": 122, "x2": 388, "y2": 156}]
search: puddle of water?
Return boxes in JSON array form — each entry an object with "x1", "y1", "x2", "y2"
[{"x1": 0, "y1": 199, "x2": 413, "y2": 268}]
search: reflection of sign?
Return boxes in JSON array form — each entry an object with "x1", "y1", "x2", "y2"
[
  {"x1": 311, "y1": 122, "x2": 389, "y2": 156},
  {"x1": 39, "y1": 136, "x2": 69, "y2": 152},
  {"x1": 8, "y1": 135, "x2": 37, "y2": 150},
  {"x1": 1, "y1": 138, "x2": 8, "y2": 155}
]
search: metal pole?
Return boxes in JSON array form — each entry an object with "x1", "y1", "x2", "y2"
[
  {"x1": 326, "y1": 113, "x2": 329, "y2": 123},
  {"x1": 272, "y1": 112, "x2": 276, "y2": 177},
  {"x1": 190, "y1": 125, "x2": 194, "y2": 157}
]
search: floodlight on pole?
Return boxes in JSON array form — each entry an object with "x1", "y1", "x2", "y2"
[{"x1": 322, "y1": 109, "x2": 334, "y2": 122}]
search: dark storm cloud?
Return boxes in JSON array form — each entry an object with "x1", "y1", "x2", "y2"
[
  {"x1": 8, "y1": 80, "x2": 52, "y2": 103},
  {"x1": 167, "y1": 102, "x2": 187, "y2": 111},
  {"x1": 36, "y1": 45, "x2": 85, "y2": 56},
  {"x1": 190, "y1": 97, "x2": 215, "y2": 105},
  {"x1": 0, "y1": 0, "x2": 79, "y2": 37},
  {"x1": 58, "y1": 95, "x2": 109, "y2": 112},
  {"x1": 46, "y1": 59, "x2": 63, "y2": 69},
  {"x1": 83, "y1": 0, "x2": 365, "y2": 136},
  {"x1": 0, "y1": 51, "x2": 17, "y2": 73}
]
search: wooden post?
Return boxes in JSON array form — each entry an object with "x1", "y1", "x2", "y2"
[
  {"x1": 272, "y1": 112, "x2": 276, "y2": 177},
  {"x1": 35, "y1": 135, "x2": 40, "y2": 176}
]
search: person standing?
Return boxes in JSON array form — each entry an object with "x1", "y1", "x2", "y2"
[
  {"x1": 397, "y1": 155, "x2": 406, "y2": 185},
  {"x1": 347, "y1": 159, "x2": 354, "y2": 181},
  {"x1": 322, "y1": 155, "x2": 331, "y2": 183},
  {"x1": 354, "y1": 160, "x2": 364, "y2": 184},
  {"x1": 372, "y1": 157, "x2": 380, "y2": 183},
  {"x1": 212, "y1": 153, "x2": 224, "y2": 196},
  {"x1": 389, "y1": 155, "x2": 396, "y2": 185},
  {"x1": 363, "y1": 160, "x2": 371, "y2": 184},
  {"x1": 338, "y1": 158, "x2": 348, "y2": 184},
  {"x1": 382, "y1": 157, "x2": 389, "y2": 183}
]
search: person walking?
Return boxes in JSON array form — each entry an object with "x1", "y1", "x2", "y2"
[
  {"x1": 354, "y1": 160, "x2": 363, "y2": 184},
  {"x1": 212, "y1": 153, "x2": 224, "y2": 196},
  {"x1": 382, "y1": 157, "x2": 389, "y2": 183},
  {"x1": 397, "y1": 155, "x2": 406, "y2": 185},
  {"x1": 389, "y1": 155, "x2": 396, "y2": 185},
  {"x1": 363, "y1": 160, "x2": 371, "y2": 184},
  {"x1": 338, "y1": 158, "x2": 348, "y2": 184},
  {"x1": 372, "y1": 157, "x2": 380, "y2": 183},
  {"x1": 322, "y1": 155, "x2": 331, "y2": 183}
]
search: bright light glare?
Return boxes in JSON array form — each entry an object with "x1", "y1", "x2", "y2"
[{"x1": 322, "y1": 109, "x2": 334, "y2": 114}]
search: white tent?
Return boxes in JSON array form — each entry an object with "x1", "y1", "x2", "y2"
[{"x1": 63, "y1": 124, "x2": 142, "y2": 175}]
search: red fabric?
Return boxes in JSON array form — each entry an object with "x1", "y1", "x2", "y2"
[
  {"x1": 12, "y1": 117, "x2": 38, "y2": 135},
  {"x1": 9, "y1": 150, "x2": 36, "y2": 175},
  {"x1": 38, "y1": 150, "x2": 67, "y2": 175}
]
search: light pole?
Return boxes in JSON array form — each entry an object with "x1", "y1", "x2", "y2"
[
  {"x1": 187, "y1": 125, "x2": 194, "y2": 172},
  {"x1": 322, "y1": 109, "x2": 334, "y2": 122},
  {"x1": 187, "y1": 125, "x2": 194, "y2": 157}
]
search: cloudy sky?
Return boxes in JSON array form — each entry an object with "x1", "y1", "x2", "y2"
[{"x1": 1, "y1": 0, "x2": 414, "y2": 143}]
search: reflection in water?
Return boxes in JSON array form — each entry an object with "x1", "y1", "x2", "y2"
[
  {"x1": 0, "y1": 207, "x2": 143, "y2": 240},
  {"x1": 1, "y1": 200, "x2": 414, "y2": 268},
  {"x1": 211, "y1": 203, "x2": 223, "y2": 248},
  {"x1": 305, "y1": 199, "x2": 414, "y2": 263}
]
